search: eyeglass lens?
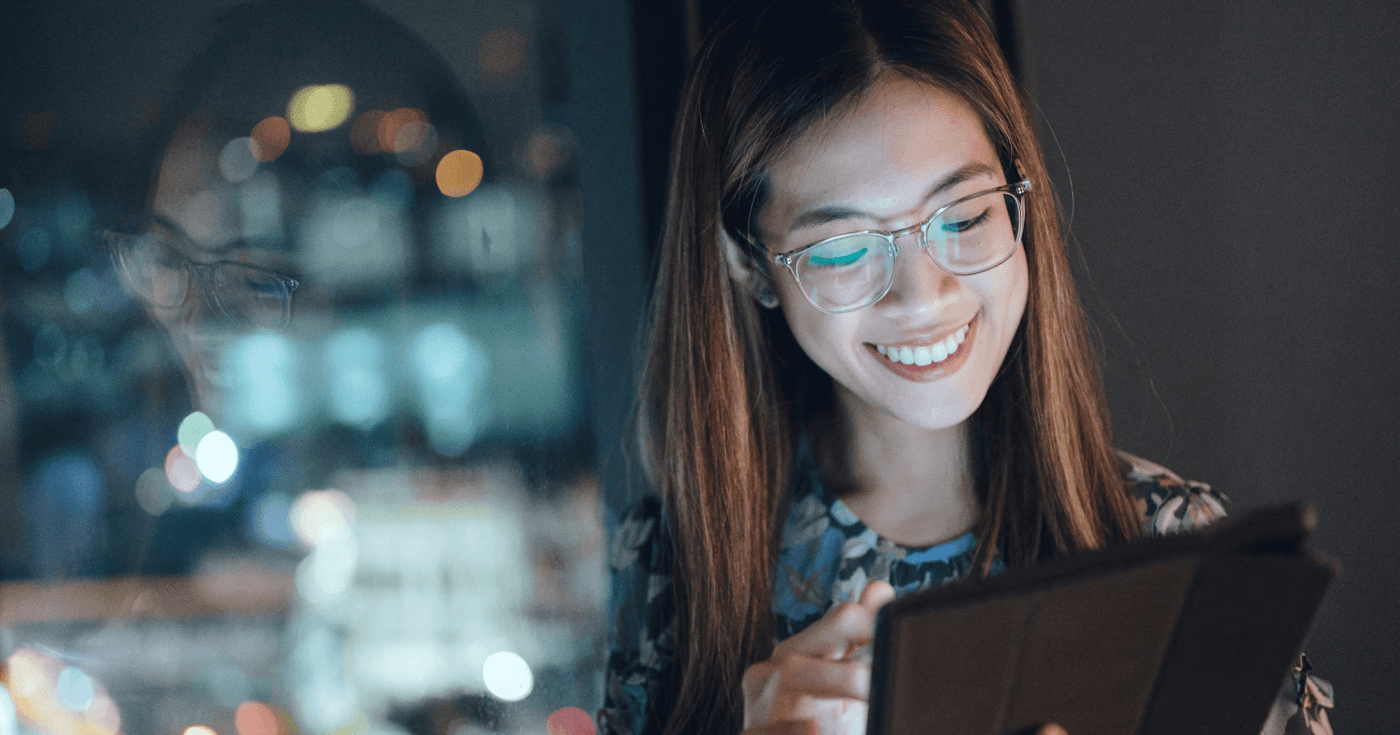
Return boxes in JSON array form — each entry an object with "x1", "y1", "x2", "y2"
[
  {"x1": 793, "y1": 189, "x2": 1022, "y2": 312},
  {"x1": 113, "y1": 231, "x2": 294, "y2": 328}
]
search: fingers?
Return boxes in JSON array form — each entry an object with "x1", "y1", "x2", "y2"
[
  {"x1": 775, "y1": 600, "x2": 880, "y2": 659},
  {"x1": 858, "y1": 579, "x2": 895, "y2": 608},
  {"x1": 745, "y1": 654, "x2": 872, "y2": 701}
]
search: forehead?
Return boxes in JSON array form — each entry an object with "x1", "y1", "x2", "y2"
[{"x1": 761, "y1": 75, "x2": 999, "y2": 228}]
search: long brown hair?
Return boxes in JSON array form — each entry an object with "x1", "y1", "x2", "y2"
[{"x1": 636, "y1": 1, "x2": 1143, "y2": 732}]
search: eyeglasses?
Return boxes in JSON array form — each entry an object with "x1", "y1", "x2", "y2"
[
  {"x1": 766, "y1": 180, "x2": 1031, "y2": 313},
  {"x1": 102, "y1": 215, "x2": 300, "y2": 329}
]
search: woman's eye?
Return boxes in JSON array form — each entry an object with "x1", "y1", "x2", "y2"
[
  {"x1": 808, "y1": 246, "x2": 868, "y2": 267},
  {"x1": 939, "y1": 209, "x2": 991, "y2": 234}
]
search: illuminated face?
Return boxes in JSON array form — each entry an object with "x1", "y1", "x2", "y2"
[{"x1": 755, "y1": 75, "x2": 1029, "y2": 431}]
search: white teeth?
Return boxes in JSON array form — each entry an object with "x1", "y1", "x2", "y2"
[{"x1": 876, "y1": 322, "x2": 972, "y2": 367}]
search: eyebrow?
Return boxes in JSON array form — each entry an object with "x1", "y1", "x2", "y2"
[{"x1": 786, "y1": 161, "x2": 1000, "y2": 235}]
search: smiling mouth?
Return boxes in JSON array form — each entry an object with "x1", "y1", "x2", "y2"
[{"x1": 874, "y1": 321, "x2": 971, "y2": 367}]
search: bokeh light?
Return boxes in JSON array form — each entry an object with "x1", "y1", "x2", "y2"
[
  {"x1": 290, "y1": 490, "x2": 355, "y2": 548},
  {"x1": 325, "y1": 329, "x2": 389, "y2": 427},
  {"x1": 250, "y1": 492, "x2": 296, "y2": 548},
  {"x1": 1, "y1": 680, "x2": 16, "y2": 735},
  {"x1": 295, "y1": 528, "x2": 358, "y2": 605},
  {"x1": 250, "y1": 117, "x2": 291, "y2": 161},
  {"x1": 477, "y1": 27, "x2": 529, "y2": 79},
  {"x1": 178, "y1": 411, "x2": 216, "y2": 456},
  {"x1": 0, "y1": 189, "x2": 14, "y2": 230},
  {"x1": 134, "y1": 467, "x2": 175, "y2": 516},
  {"x1": 195, "y1": 430, "x2": 239, "y2": 484},
  {"x1": 185, "y1": 726, "x2": 218, "y2": 735},
  {"x1": 55, "y1": 667, "x2": 94, "y2": 711},
  {"x1": 7, "y1": 649, "x2": 47, "y2": 699},
  {"x1": 546, "y1": 707, "x2": 596, "y2": 735},
  {"x1": 349, "y1": 110, "x2": 384, "y2": 154},
  {"x1": 482, "y1": 651, "x2": 532, "y2": 702},
  {"x1": 219, "y1": 137, "x2": 259, "y2": 183},
  {"x1": 287, "y1": 84, "x2": 354, "y2": 133},
  {"x1": 411, "y1": 323, "x2": 489, "y2": 456},
  {"x1": 64, "y1": 268, "x2": 97, "y2": 314},
  {"x1": 377, "y1": 108, "x2": 426, "y2": 154},
  {"x1": 164, "y1": 445, "x2": 202, "y2": 494},
  {"x1": 436, "y1": 150, "x2": 484, "y2": 198},
  {"x1": 228, "y1": 332, "x2": 300, "y2": 435},
  {"x1": 235, "y1": 701, "x2": 279, "y2": 735}
]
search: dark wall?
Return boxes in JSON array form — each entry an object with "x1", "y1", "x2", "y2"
[{"x1": 1018, "y1": 3, "x2": 1400, "y2": 730}]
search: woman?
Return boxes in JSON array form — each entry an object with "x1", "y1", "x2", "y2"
[{"x1": 601, "y1": 1, "x2": 1331, "y2": 734}]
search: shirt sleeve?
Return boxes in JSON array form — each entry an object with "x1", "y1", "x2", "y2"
[
  {"x1": 1118, "y1": 451, "x2": 1334, "y2": 734},
  {"x1": 597, "y1": 495, "x2": 678, "y2": 735}
]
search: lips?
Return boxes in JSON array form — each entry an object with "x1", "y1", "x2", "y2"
[{"x1": 867, "y1": 317, "x2": 977, "y2": 381}]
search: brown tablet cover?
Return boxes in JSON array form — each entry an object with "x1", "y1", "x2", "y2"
[{"x1": 867, "y1": 506, "x2": 1334, "y2": 735}]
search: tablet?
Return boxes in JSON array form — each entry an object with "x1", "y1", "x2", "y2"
[{"x1": 866, "y1": 505, "x2": 1333, "y2": 735}]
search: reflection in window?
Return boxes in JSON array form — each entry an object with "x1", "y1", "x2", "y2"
[{"x1": 0, "y1": 1, "x2": 608, "y2": 734}]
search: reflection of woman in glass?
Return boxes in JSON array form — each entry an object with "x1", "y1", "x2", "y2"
[
  {"x1": 601, "y1": 1, "x2": 1330, "y2": 734},
  {"x1": 99, "y1": 0, "x2": 488, "y2": 574}
]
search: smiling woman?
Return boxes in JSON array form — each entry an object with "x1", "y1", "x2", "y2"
[{"x1": 599, "y1": 1, "x2": 1331, "y2": 734}]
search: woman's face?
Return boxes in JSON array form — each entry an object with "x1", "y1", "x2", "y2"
[{"x1": 755, "y1": 74, "x2": 1029, "y2": 431}]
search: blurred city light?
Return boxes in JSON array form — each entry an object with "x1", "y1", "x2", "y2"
[
  {"x1": 6, "y1": 650, "x2": 45, "y2": 699},
  {"x1": 287, "y1": 84, "x2": 354, "y2": 133},
  {"x1": 432, "y1": 185, "x2": 536, "y2": 276},
  {"x1": 296, "y1": 530, "x2": 359, "y2": 606},
  {"x1": 251, "y1": 492, "x2": 297, "y2": 548},
  {"x1": 376, "y1": 108, "x2": 426, "y2": 154},
  {"x1": 178, "y1": 411, "x2": 216, "y2": 455},
  {"x1": 164, "y1": 444, "x2": 203, "y2": 495},
  {"x1": 195, "y1": 430, "x2": 239, "y2": 484},
  {"x1": 290, "y1": 490, "x2": 355, "y2": 549},
  {"x1": 547, "y1": 707, "x2": 596, "y2": 735},
  {"x1": 0, "y1": 189, "x2": 14, "y2": 230},
  {"x1": 64, "y1": 268, "x2": 98, "y2": 314},
  {"x1": 481, "y1": 651, "x2": 532, "y2": 702},
  {"x1": 411, "y1": 323, "x2": 489, "y2": 456},
  {"x1": 325, "y1": 329, "x2": 389, "y2": 427},
  {"x1": 435, "y1": 150, "x2": 484, "y2": 198},
  {"x1": 349, "y1": 110, "x2": 385, "y2": 155},
  {"x1": 228, "y1": 333, "x2": 300, "y2": 436},
  {"x1": 250, "y1": 117, "x2": 291, "y2": 161},
  {"x1": 55, "y1": 667, "x2": 94, "y2": 711},
  {"x1": 477, "y1": 27, "x2": 528, "y2": 80},
  {"x1": 219, "y1": 137, "x2": 260, "y2": 183},
  {"x1": 134, "y1": 466, "x2": 175, "y2": 516},
  {"x1": 185, "y1": 726, "x2": 218, "y2": 735},
  {"x1": 0, "y1": 682, "x2": 15, "y2": 735},
  {"x1": 235, "y1": 701, "x2": 280, "y2": 735},
  {"x1": 240, "y1": 171, "x2": 283, "y2": 239}
]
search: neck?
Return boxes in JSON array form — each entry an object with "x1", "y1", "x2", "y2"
[{"x1": 818, "y1": 385, "x2": 979, "y2": 547}]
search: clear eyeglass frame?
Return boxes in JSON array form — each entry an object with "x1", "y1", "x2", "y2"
[
  {"x1": 101, "y1": 214, "x2": 300, "y2": 330},
  {"x1": 769, "y1": 179, "x2": 1032, "y2": 314}
]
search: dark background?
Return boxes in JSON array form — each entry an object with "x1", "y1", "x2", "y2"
[{"x1": 3, "y1": 0, "x2": 1396, "y2": 730}]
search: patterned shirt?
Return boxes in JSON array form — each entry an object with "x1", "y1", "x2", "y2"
[{"x1": 598, "y1": 450, "x2": 1329, "y2": 735}]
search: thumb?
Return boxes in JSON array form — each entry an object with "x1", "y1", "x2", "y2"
[{"x1": 858, "y1": 579, "x2": 895, "y2": 608}]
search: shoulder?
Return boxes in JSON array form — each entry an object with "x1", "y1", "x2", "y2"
[
  {"x1": 1117, "y1": 450, "x2": 1230, "y2": 537},
  {"x1": 610, "y1": 494, "x2": 669, "y2": 575}
]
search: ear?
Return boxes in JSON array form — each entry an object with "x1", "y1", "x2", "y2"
[{"x1": 720, "y1": 226, "x2": 780, "y2": 309}]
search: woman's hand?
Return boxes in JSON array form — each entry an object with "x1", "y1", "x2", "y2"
[{"x1": 741, "y1": 580, "x2": 895, "y2": 735}]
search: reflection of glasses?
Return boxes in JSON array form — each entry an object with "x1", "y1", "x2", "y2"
[
  {"x1": 102, "y1": 215, "x2": 300, "y2": 329},
  {"x1": 761, "y1": 180, "x2": 1031, "y2": 314}
]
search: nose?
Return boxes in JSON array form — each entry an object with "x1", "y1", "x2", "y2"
[{"x1": 877, "y1": 230, "x2": 957, "y2": 317}]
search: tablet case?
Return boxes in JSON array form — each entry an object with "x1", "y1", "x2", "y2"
[{"x1": 867, "y1": 505, "x2": 1334, "y2": 735}]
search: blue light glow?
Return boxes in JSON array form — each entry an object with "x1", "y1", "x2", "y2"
[
  {"x1": 228, "y1": 333, "x2": 300, "y2": 436},
  {"x1": 64, "y1": 268, "x2": 98, "y2": 314},
  {"x1": 18, "y1": 227, "x2": 52, "y2": 272},
  {"x1": 325, "y1": 329, "x2": 389, "y2": 427},
  {"x1": 56, "y1": 667, "x2": 95, "y2": 711},
  {"x1": 0, "y1": 189, "x2": 14, "y2": 230},
  {"x1": 411, "y1": 323, "x2": 489, "y2": 455}
]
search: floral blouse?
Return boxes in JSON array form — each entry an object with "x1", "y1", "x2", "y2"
[{"x1": 598, "y1": 451, "x2": 1333, "y2": 735}]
